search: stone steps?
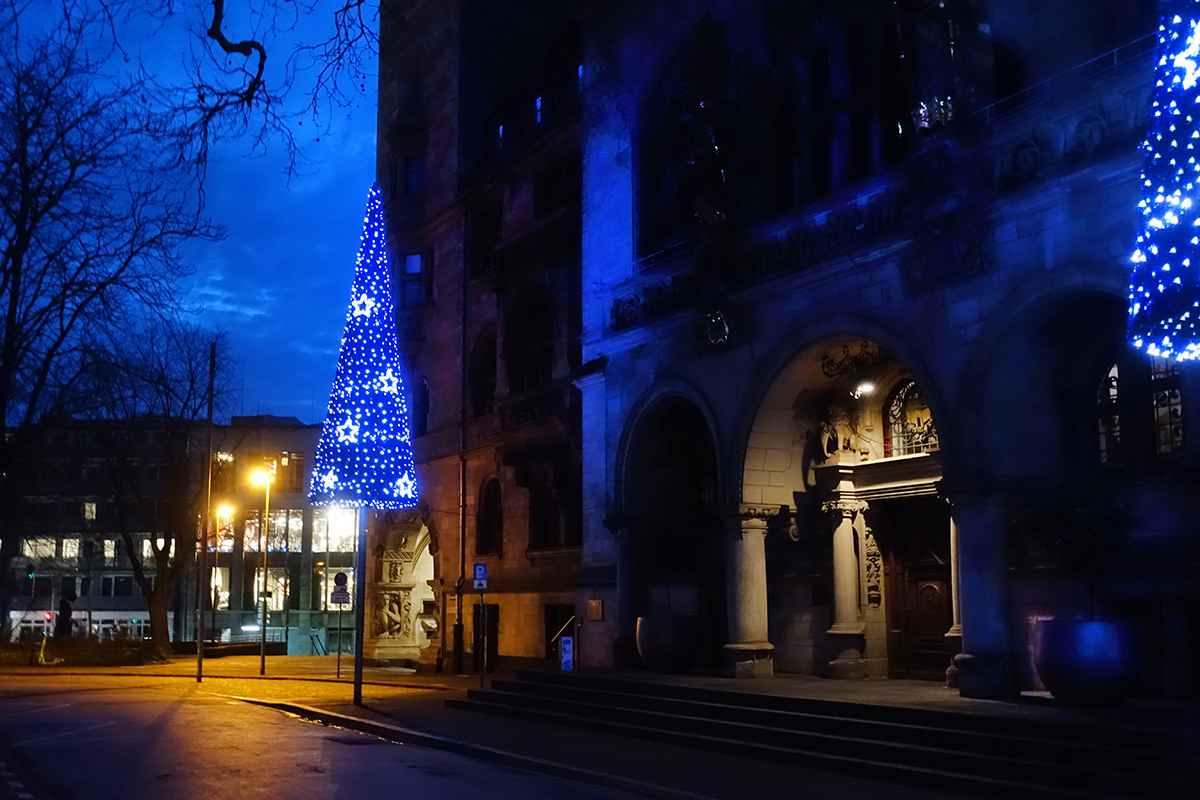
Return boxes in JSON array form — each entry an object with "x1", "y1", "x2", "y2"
[{"x1": 445, "y1": 670, "x2": 1200, "y2": 799}]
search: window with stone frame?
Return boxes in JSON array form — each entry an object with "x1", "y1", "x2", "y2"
[
  {"x1": 504, "y1": 291, "x2": 555, "y2": 394},
  {"x1": 469, "y1": 332, "x2": 497, "y2": 419},
  {"x1": 476, "y1": 478, "x2": 503, "y2": 556}
]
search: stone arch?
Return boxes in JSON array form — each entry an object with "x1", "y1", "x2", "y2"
[
  {"x1": 956, "y1": 262, "x2": 1129, "y2": 480},
  {"x1": 614, "y1": 380, "x2": 726, "y2": 667},
  {"x1": 731, "y1": 317, "x2": 950, "y2": 679},
  {"x1": 732, "y1": 314, "x2": 949, "y2": 506}
]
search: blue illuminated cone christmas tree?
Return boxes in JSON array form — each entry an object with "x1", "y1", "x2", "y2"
[
  {"x1": 309, "y1": 185, "x2": 420, "y2": 509},
  {"x1": 1130, "y1": 0, "x2": 1200, "y2": 360}
]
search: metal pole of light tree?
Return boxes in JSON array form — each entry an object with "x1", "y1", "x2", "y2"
[{"x1": 353, "y1": 508, "x2": 368, "y2": 706}]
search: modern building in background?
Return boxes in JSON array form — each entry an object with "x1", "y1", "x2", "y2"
[
  {"x1": 4, "y1": 414, "x2": 438, "y2": 661},
  {"x1": 378, "y1": 0, "x2": 1200, "y2": 699}
]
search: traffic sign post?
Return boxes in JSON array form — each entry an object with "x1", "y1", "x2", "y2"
[
  {"x1": 332, "y1": 572, "x2": 350, "y2": 678},
  {"x1": 473, "y1": 563, "x2": 487, "y2": 688}
]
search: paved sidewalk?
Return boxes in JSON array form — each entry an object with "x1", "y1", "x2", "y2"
[{"x1": 4, "y1": 655, "x2": 1197, "y2": 799}]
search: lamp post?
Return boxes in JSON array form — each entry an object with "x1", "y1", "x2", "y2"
[{"x1": 251, "y1": 463, "x2": 276, "y2": 675}]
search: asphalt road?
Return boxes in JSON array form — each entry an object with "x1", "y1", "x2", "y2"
[{"x1": 0, "y1": 676, "x2": 641, "y2": 800}]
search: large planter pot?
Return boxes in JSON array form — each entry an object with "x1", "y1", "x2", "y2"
[
  {"x1": 635, "y1": 615, "x2": 702, "y2": 674},
  {"x1": 1035, "y1": 619, "x2": 1140, "y2": 708}
]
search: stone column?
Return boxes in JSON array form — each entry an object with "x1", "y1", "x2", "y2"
[
  {"x1": 947, "y1": 487, "x2": 1018, "y2": 699},
  {"x1": 822, "y1": 497, "x2": 868, "y2": 678},
  {"x1": 723, "y1": 506, "x2": 774, "y2": 678},
  {"x1": 944, "y1": 516, "x2": 963, "y2": 687}
]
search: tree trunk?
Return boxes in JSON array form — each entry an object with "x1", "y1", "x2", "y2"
[{"x1": 147, "y1": 587, "x2": 171, "y2": 656}]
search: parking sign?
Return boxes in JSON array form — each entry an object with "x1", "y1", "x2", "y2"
[{"x1": 473, "y1": 562, "x2": 487, "y2": 589}]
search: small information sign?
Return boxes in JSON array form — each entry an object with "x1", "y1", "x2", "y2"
[
  {"x1": 473, "y1": 562, "x2": 488, "y2": 590},
  {"x1": 560, "y1": 636, "x2": 573, "y2": 671}
]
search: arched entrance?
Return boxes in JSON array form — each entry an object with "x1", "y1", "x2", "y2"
[
  {"x1": 741, "y1": 335, "x2": 951, "y2": 680},
  {"x1": 622, "y1": 395, "x2": 725, "y2": 669}
]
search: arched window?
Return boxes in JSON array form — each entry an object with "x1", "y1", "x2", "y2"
[
  {"x1": 412, "y1": 377, "x2": 430, "y2": 437},
  {"x1": 504, "y1": 291, "x2": 555, "y2": 394},
  {"x1": 469, "y1": 333, "x2": 496, "y2": 418},
  {"x1": 476, "y1": 479, "x2": 503, "y2": 556},
  {"x1": 882, "y1": 380, "x2": 938, "y2": 457}
]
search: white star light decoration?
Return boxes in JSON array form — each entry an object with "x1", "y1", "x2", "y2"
[
  {"x1": 351, "y1": 293, "x2": 376, "y2": 318},
  {"x1": 1130, "y1": 5, "x2": 1200, "y2": 360},
  {"x1": 336, "y1": 416, "x2": 360, "y2": 443},
  {"x1": 377, "y1": 368, "x2": 400, "y2": 394},
  {"x1": 310, "y1": 185, "x2": 420, "y2": 510}
]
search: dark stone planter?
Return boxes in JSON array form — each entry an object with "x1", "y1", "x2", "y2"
[
  {"x1": 1035, "y1": 619, "x2": 1140, "y2": 708},
  {"x1": 635, "y1": 615, "x2": 702, "y2": 674}
]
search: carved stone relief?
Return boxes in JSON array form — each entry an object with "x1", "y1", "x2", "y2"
[{"x1": 376, "y1": 589, "x2": 413, "y2": 640}]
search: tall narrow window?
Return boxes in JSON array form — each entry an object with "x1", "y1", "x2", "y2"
[
  {"x1": 412, "y1": 377, "x2": 430, "y2": 437},
  {"x1": 476, "y1": 479, "x2": 503, "y2": 555},
  {"x1": 1150, "y1": 355, "x2": 1185, "y2": 461},
  {"x1": 469, "y1": 333, "x2": 497, "y2": 418},
  {"x1": 1096, "y1": 362, "x2": 1121, "y2": 466},
  {"x1": 504, "y1": 291, "x2": 555, "y2": 394}
]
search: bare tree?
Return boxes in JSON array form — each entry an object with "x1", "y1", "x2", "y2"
[
  {"x1": 76, "y1": 319, "x2": 235, "y2": 653},
  {"x1": 0, "y1": 9, "x2": 218, "y2": 639}
]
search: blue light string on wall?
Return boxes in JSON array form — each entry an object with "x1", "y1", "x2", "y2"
[
  {"x1": 309, "y1": 185, "x2": 420, "y2": 509},
  {"x1": 1130, "y1": 0, "x2": 1200, "y2": 360}
]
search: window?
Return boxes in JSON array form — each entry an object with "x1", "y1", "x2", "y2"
[
  {"x1": 504, "y1": 291, "x2": 555, "y2": 394},
  {"x1": 469, "y1": 334, "x2": 497, "y2": 418},
  {"x1": 101, "y1": 576, "x2": 134, "y2": 597},
  {"x1": 34, "y1": 576, "x2": 52, "y2": 597},
  {"x1": 533, "y1": 154, "x2": 580, "y2": 218},
  {"x1": 212, "y1": 452, "x2": 235, "y2": 493},
  {"x1": 60, "y1": 576, "x2": 76, "y2": 599},
  {"x1": 1096, "y1": 355, "x2": 1185, "y2": 468},
  {"x1": 476, "y1": 479, "x2": 503, "y2": 555},
  {"x1": 23, "y1": 538, "x2": 55, "y2": 559},
  {"x1": 255, "y1": 568, "x2": 291, "y2": 612},
  {"x1": 883, "y1": 381, "x2": 939, "y2": 457},
  {"x1": 402, "y1": 157, "x2": 425, "y2": 196},
  {"x1": 390, "y1": 157, "x2": 426, "y2": 199},
  {"x1": 398, "y1": 249, "x2": 433, "y2": 309},
  {"x1": 61, "y1": 538, "x2": 79, "y2": 559},
  {"x1": 103, "y1": 539, "x2": 116, "y2": 561},
  {"x1": 468, "y1": 199, "x2": 502, "y2": 277},
  {"x1": 1150, "y1": 356, "x2": 1185, "y2": 458},
  {"x1": 412, "y1": 377, "x2": 430, "y2": 437},
  {"x1": 312, "y1": 508, "x2": 357, "y2": 553},
  {"x1": 83, "y1": 501, "x2": 96, "y2": 520}
]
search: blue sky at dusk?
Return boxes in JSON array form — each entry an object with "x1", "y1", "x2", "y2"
[
  {"x1": 18, "y1": 2, "x2": 383, "y2": 424},
  {"x1": 182, "y1": 105, "x2": 377, "y2": 425}
]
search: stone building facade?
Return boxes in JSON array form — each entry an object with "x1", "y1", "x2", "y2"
[{"x1": 381, "y1": 0, "x2": 1200, "y2": 698}]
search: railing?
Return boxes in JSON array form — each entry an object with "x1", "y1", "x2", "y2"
[
  {"x1": 493, "y1": 381, "x2": 577, "y2": 431},
  {"x1": 976, "y1": 33, "x2": 1155, "y2": 123}
]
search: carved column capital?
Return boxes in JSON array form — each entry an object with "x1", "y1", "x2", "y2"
[
  {"x1": 821, "y1": 498, "x2": 868, "y2": 518},
  {"x1": 738, "y1": 505, "x2": 777, "y2": 524}
]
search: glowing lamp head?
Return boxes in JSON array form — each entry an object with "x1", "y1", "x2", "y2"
[
  {"x1": 853, "y1": 381, "x2": 876, "y2": 399},
  {"x1": 251, "y1": 469, "x2": 273, "y2": 487}
]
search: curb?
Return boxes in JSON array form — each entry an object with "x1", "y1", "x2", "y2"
[
  {"x1": 0, "y1": 669, "x2": 459, "y2": 692},
  {"x1": 236, "y1": 696, "x2": 716, "y2": 800}
]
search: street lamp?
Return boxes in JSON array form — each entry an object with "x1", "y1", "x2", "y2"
[{"x1": 251, "y1": 463, "x2": 276, "y2": 675}]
